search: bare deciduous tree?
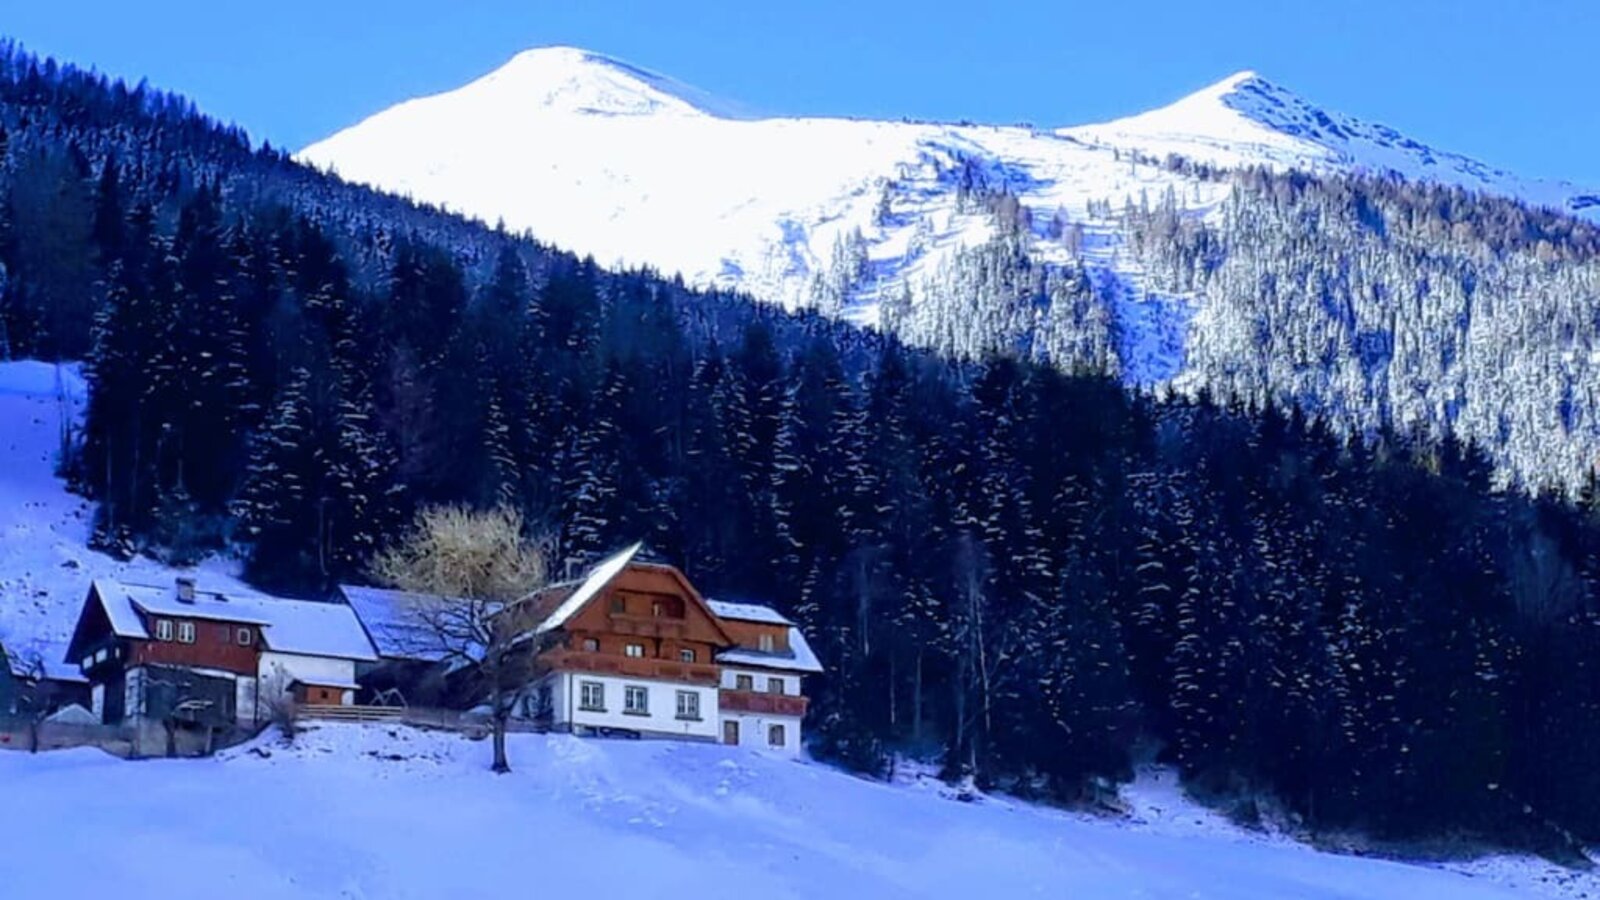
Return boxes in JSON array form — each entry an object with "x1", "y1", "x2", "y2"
[{"x1": 369, "y1": 504, "x2": 548, "y2": 773}]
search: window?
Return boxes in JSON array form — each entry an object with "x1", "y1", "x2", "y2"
[
  {"x1": 579, "y1": 681, "x2": 605, "y2": 711},
  {"x1": 767, "y1": 677, "x2": 784, "y2": 695},
  {"x1": 675, "y1": 690, "x2": 700, "y2": 721},
  {"x1": 582, "y1": 637, "x2": 600, "y2": 652},
  {"x1": 155, "y1": 619, "x2": 174, "y2": 641},
  {"x1": 624, "y1": 685, "x2": 649, "y2": 715},
  {"x1": 652, "y1": 600, "x2": 664, "y2": 617},
  {"x1": 177, "y1": 621, "x2": 196, "y2": 644},
  {"x1": 624, "y1": 643, "x2": 645, "y2": 658},
  {"x1": 609, "y1": 595, "x2": 626, "y2": 614},
  {"x1": 735, "y1": 674, "x2": 754, "y2": 691},
  {"x1": 768, "y1": 724, "x2": 786, "y2": 747},
  {"x1": 237, "y1": 628, "x2": 253, "y2": 647},
  {"x1": 758, "y1": 633, "x2": 775, "y2": 652},
  {"x1": 679, "y1": 648, "x2": 696, "y2": 663}
]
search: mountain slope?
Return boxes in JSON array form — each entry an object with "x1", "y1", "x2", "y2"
[
  {"x1": 298, "y1": 49, "x2": 1600, "y2": 490},
  {"x1": 299, "y1": 48, "x2": 1599, "y2": 321},
  {"x1": 0, "y1": 723, "x2": 1585, "y2": 899}
]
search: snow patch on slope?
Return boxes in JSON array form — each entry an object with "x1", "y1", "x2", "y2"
[{"x1": 0, "y1": 360, "x2": 251, "y2": 679}]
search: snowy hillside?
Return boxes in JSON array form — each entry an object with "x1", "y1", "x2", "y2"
[
  {"x1": 0, "y1": 723, "x2": 1590, "y2": 900},
  {"x1": 0, "y1": 360, "x2": 252, "y2": 677},
  {"x1": 299, "y1": 46, "x2": 1599, "y2": 333}
]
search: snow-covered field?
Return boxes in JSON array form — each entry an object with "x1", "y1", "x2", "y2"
[{"x1": 0, "y1": 723, "x2": 1590, "y2": 900}]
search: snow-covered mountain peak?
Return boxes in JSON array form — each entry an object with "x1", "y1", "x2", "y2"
[
  {"x1": 1065, "y1": 69, "x2": 1598, "y2": 218},
  {"x1": 453, "y1": 45, "x2": 752, "y2": 120}
]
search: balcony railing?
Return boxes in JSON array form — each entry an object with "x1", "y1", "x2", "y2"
[
  {"x1": 606, "y1": 611, "x2": 688, "y2": 638},
  {"x1": 718, "y1": 689, "x2": 809, "y2": 717},
  {"x1": 541, "y1": 648, "x2": 720, "y2": 685}
]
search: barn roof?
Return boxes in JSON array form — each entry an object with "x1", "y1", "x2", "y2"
[{"x1": 338, "y1": 584, "x2": 463, "y2": 663}]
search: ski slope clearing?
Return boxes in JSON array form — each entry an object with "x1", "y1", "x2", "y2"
[
  {"x1": 0, "y1": 723, "x2": 1589, "y2": 900},
  {"x1": 0, "y1": 360, "x2": 252, "y2": 678}
]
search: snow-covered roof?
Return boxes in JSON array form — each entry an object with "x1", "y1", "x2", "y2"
[
  {"x1": 533, "y1": 543, "x2": 642, "y2": 634},
  {"x1": 339, "y1": 585, "x2": 461, "y2": 663},
  {"x1": 705, "y1": 599, "x2": 793, "y2": 626},
  {"x1": 44, "y1": 703, "x2": 96, "y2": 725},
  {"x1": 91, "y1": 579, "x2": 153, "y2": 640},
  {"x1": 90, "y1": 579, "x2": 378, "y2": 662},
  {"x1": 716, "y1": 627, "x2": 823, "y2": 674},
  {"x1": 5, "y1": 648, "x2": 89, "y2": 684},
  {"x1": 289, "y1": 675, "x2": 360, "y2": 691}
]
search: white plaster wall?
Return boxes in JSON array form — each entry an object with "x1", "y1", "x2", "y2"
[
  {"x1": 720, "y1": 711, "x2": 803, "y2": 755},
  {"x1": 123, "y1": 666, "x2": 144, "y2": 720},
  {"x1": 719, "y1": 666, "x2": 802, "y2": 696},
  {"x1": 235, "y1": 676, "x2": 259, "y2": 725},
  {"x1": 257, "y1": 652, "x2": 357, "y2": 708},
  {"x1": 555, "y1": 672, "x2": 719, "y2": 740}
]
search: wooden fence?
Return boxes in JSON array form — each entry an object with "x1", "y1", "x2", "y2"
[{"x1": 299, "y1": 704, "x2": 405, "y2": 723}]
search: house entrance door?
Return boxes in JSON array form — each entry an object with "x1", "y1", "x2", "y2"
[{"x1": 722, "y1": 719, "x2": 739, "y2": 745}]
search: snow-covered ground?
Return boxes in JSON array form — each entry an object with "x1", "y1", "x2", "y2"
[
  {"x1": 0, "y1": 723, "x2": 1591, "y2": 900},
  {"x1": 0, "y1": 360, "x2": 252, "y2": 679}
]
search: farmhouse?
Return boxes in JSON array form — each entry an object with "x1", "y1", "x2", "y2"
[
  {"x1": 340, "y1": 544, "x2": 824, "y2": 753},
  {"x1": 64, "y1": 577, "x2": 378, "y2": 730},
  {"x1": 513, "y1": 545, "x2": 823, "y2": 754}
]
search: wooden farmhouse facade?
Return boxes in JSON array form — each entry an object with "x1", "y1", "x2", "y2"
[{"x1": 65, "y1": 577, "x2": 378, "y2": 731}]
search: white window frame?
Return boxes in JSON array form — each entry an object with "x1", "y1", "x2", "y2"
[
  {"x1": 679, "y1": 648, "x2": 695, "y2": 663},
  {"x1": 155, "y1": 619, "x2": 174, "y2": 642},
  {"x1": 767, "y1": 677, "x2": 784, "y2": 695},
  {"x1": 624, "y1": 685, "x2": 649, "y2": 715},
  {"x1": 675, "y1": 690, "x2": 700, "y2": 721},
  {"x1": 237, "y1": 627, "x2": 253, "y2": 646},
  {"x1": 624, "y1": 643, "x2": 645, "y2": 658},
  {"x1": 579, "y1": 680, "x2": 605, "y2": 711},
  {"x1": 582, "y1": 637, "x2": 600, "y2": 652},
  {"x1": 177, "y1": 621, "x2": 196, "y2": 644},
  {"x1": 758, "y1": 633, "x2": 775, "y2": 652}
]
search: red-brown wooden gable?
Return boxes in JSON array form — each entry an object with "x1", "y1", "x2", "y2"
[{"x1": 129, "y1": 617, "x2": 260, "y2": 676}]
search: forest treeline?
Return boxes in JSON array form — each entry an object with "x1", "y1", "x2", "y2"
[{"x1": 3, "y1": 43, "x2": 1600, "y2": 851}]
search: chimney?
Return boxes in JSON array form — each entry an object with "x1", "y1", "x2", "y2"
[{"x1": 175, "y1": 576, "x2": 197, "y2": 604}]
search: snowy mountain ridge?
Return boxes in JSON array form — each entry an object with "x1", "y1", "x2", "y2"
[{"x1": 299, "y1": 46, "x2": 1599, "y2": 333}]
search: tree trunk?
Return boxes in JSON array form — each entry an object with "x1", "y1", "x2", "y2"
[
  {"x1": 913, "y1": 649, "x2": 924, "y2": 743},
  {"x1": 492, "y1": 715, "x2": 510, "y2": 774},
  {"x1": 490, "y1": 674, "x2": 511, "y2": 774}
]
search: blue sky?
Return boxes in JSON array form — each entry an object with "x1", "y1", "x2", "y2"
[{"x1": 6, "y1": 0, "x2": 1598, "y2": 183}]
